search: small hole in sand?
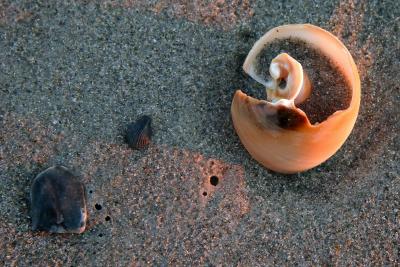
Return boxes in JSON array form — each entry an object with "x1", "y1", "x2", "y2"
[
  {"x1": 105, "y1": 216, "x2": 111, "y2": 222},
  {"x1": 95, "y1": 204, "x2": 102, "y2": 210},
  {"x1": 98, "y1": 233, "x2": 103, "y2": 237},
  {"x1": 89, "y1": 190, "x2": 93, "y2": 194},
  {"x1": 210, "y1": 176, "x2": 219, "y2": 186},
  {"x1": 203, "y1": 192, "x2": 207, "y2": 196}
]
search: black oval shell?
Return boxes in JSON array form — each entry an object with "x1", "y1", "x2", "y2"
[
  {"x1": 125, "y1": 115, "x2": 152, "y2": 149},
  {"x1": 30, "y1": 166, "x2": 87, "y2": 233}
]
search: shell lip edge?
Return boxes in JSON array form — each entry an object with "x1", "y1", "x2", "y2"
[{"x1": 233, "y1": 89, "x2": 314, "y2": 129}]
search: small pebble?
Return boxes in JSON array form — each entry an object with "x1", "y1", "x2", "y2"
[
  {"x1": 30, "y1": 166, "x2": 87, "y2": 234},
  {"x1": 125, "y1": 115, "x2": 152, "y2": 149}
]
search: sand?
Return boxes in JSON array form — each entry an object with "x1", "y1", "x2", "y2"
[{"x1": 0, "y1": 0, "x2": 399, "y2": 266}]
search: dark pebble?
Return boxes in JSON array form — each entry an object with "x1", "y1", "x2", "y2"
[
  {"x1": 30, "y1": 166, "x2": 87, "y2": 234},
  {"x1": 125, "y1": 115, "x2": 152, "y2": 149}
]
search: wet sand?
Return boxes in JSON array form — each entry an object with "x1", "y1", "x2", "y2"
[{"x1": 0, "y1": 0, "x2": 399, "y2": 265}]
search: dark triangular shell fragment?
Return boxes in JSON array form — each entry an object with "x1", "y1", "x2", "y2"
[
  {"x1": 30, "y1": 166, "x2": 87, "y2": 234},
  {"x1": 125, "y1": 115, "x2": 152, "y2": 149}
]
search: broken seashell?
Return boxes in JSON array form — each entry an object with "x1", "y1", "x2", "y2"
[
  {"x1": 231, "y1": 24, "x2": 360, "y2": 173},
  {"x1": 30, "y1": 166, "x2": 87, "y2": 233},
  {"x1": 126, "y1": 115, "x2": 152, "y2": 149}
]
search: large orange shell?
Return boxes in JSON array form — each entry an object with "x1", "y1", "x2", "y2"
[{"x1": 231, "y1": 24, "x2": 360, "y2": 174}]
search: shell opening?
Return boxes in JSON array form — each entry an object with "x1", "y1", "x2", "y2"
[{"x1": 244, "y1": 37, "x2": 353, "y2": 125}]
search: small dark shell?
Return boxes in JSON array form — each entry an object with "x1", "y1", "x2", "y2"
[
  {"x1": 126, "y1": 115, "x2": 152, "y2": 149},
  {"x1": 30, "y1": 166, "x2": 87, "y2": 234}
]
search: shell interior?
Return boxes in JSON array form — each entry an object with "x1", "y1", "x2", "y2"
[{"x1": 252, "y1": 38, "x2": 352, "y2": 124}]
